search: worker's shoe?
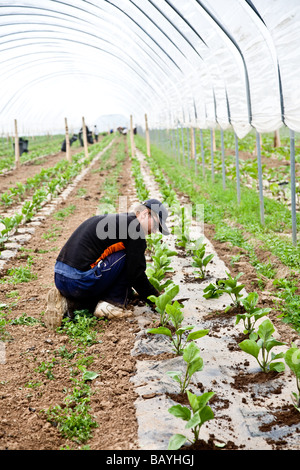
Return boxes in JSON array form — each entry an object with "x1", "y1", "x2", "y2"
[
  {"x1": 44, "y1": 287, "x2": 68, "y2": 330},
  {"x1": 94, "y1": 301, "x2": 132, "y2": 320}
]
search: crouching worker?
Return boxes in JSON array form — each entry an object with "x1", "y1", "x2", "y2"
[{"x1": 44, "y1": 199, "x2": 169, "y2": 329}]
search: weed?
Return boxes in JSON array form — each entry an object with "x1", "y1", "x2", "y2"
[
  {"x1": 46, "y1": 369, "x2": 98, "y2": 443},
  {"x1": 58, "y1": 309, "x2": 99, "y2": 346},
  {"x1": 1, "y1": 257, "x2": 37, "y2": 284},
  {"x1": 53, "y1": 204, "x2": 76, "y2": 220}
]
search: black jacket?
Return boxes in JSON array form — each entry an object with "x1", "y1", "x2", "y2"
[{"x1": 57, "y1": 213, "x2": 159, "y2": 301}]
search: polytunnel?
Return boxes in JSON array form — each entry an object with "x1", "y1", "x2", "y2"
[
  {"x1": 0, "y1": 0, "x2": 300, "y2": 136},
  {"x1": 1, "y1": 0, "x2": 300, "y2": 455},
  {"x1": 2, "y1": 0, "x2": 299, "y2": 242}
]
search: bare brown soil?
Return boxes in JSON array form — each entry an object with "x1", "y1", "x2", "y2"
[{"x1": 0, "y1": 139, "x2": 141, "y2": 450}]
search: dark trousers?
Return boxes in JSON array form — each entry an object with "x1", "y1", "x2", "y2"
[{"x1": 54, "y1": 251, "x2": 128, "y2": 312}]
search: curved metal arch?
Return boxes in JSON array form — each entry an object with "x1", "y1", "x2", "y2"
[
  {"x1": 102, "y1": 0, "x2": 183, "y2": 73},
  {"x1": 146, "y1": 1, "x2": 233, "y2": 128},
  {"x1": 241, "y1": 0, "x2": 285, "y2": 124},
  {"x1": 0, "y1": 24, "x2": 180, "y2": 89},
  {"x1": 0, "y1": 36, "x2": 162, "y2": 95},
  {"x1": 194, "y1": 0, "x2": 252, "y2": 126}
]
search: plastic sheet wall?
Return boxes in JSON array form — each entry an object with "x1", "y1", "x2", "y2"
[{"x1": 0, "y1": 0, "x2": 299, "y2": 137}]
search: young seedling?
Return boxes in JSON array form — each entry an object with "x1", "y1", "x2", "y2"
[
  {"x1": 146, "y1": 243, "x2": 177, "y2": 292},
  {"x1": 168, "y1": 390, "x2": 215, "y2": 450},
  {"x1": 148, "y1": 283, "x2": 179, "y2": 326},
  {"x1": 239, "y1": 318, "x2": 286, "y2": 373},
  {"x1": 203, "y1": 272, "x2": 245, "y2": 312},
  {"x1": 166, "y1": 341, "x2": 204, "y2": 393},
  {"x1": 146, "y1": 265, "x2": 174, "y2": 292},
  {"x1": 0, "y1": 214, "x2": 23, "y2": 243},
  {"x1": 146, "y1": 232, "x2": 163, "y2": 254},
  {"x1": 147, "y1": 300, "x2": 209, "y2": 355},
  {"x1": 235, "y1": 291, "x2": 271, "y2": 335},
  {"x1": 284, "y1": 343, "x2": 300, "y2": 411},
  {"x1": 220, "y1": 271, "x2": 245, "y2": 311},
  {"x1": 173, "y1": 206, "x2": 194, "y2": 250},
  {"x1": 191, "y1": 241, "x2": 214, "y2": 279}
]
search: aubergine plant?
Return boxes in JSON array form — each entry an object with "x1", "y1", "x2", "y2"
[
  {"x1": 0, "y1": 214, "x2": 23, "y2": 245},
  {"x1": 148, "y1": 283, "x2": 180, "y2": 326},
  {"x1": 168, "y1": 390, "x2": 215, "y2": 450},
  {"x1": 284, "y1": 344, "x2": 300, "y2": 411},
  {"x1": 191, "y1": 240, "x2": 214, "y2": 279},
  {"x1": 239, "y1": 318, "x2": 286, "y2": 373},
  {"x1": 166, "y1": 341, "x2": 204, "y2": 393},
  {"x1": 173, "y1": 206, "x2": 194, "y2": 250},
  {"x1": 146, "y1": 232, "x2": 163, "y2": 255},
  {"x1": 146, "y1": 243, "x2": 177, "y2": 292},
  {"x1": 236, "y1": 292, "x2": 271, "y2": 335},
  {"x1": 147, "y1": 301, "x2": 209, "y2": 355},
  {"x1": 203, "y1": 271, "x2": 245, "y2": 312}
]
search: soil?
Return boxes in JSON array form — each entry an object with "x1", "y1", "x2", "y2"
[{"x1": 0, "y1": 136, "x2": 299, "y2": 451}]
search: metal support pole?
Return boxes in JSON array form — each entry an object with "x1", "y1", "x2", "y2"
[
  {"x1": 181, "y1": 125, "x2": 185, "y2": 165},
  {"x1": 256, "y1": 130, "x2": 265, "y2": 226},
  {"x1": 130, "y1": 115, "x2": 135, "y2": 158},
  {"x1": 289, "y1": 129, "x2": 297, "y2": 246},
  {"x1": 145, "y1": 113, "x2": 151, "y2": 157},
  {"x1": 210, "y1": 129, "x2": 214, "y2": 183},
  {"x1": 234, "y1": 132, "x2": 241, "y2": 204},
  {"x1": 220, "y1": 129, "x2": 226, "y2": 189},
  {"x1": 176, "y1": 127, "x2": 180, "y2": 163},
  {"x1": 193, "y1": 127, "x2": 197, "y2": 173},
  {"x1": 186, "y1": 127, "x2": 190, "y2": 167},
  {"x1": 200, "y1": 129, "x2": 205, "y2": 177}
]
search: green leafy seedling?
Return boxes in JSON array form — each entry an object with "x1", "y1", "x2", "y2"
[
  {"x1": 203, "y1": 272, "x2": 245, "y2": 312},
  {"x1": 236, "y1": 291, "x2": 271, "y2": 335},
  {"x1": 148, "y1": 283, "x2": 179, "y2": 326},
  {"x1": 168, "y1": 390, "x2": 215, "y2": 450},
  {"x1": 221, "y1": 271, "x2": 245, "y2": 311},
  {"x1": 239, "y1": 318, "x2": 286, "y2": 373},
  {"x1": 147, "y1": 301, "x2": 209, "y2": 355},
  {"x1": 191, "y1": 241, "x2": 214, "y2": 279},
  {"x1": 284, "y1": 343, "x2": 300, "y2": 411},
  {"x1": 146, "y1": 265, "x2": 173, "y2": 292},
  {"x1": 166, "y1": 341, "x2": 204, "y2": 393}
]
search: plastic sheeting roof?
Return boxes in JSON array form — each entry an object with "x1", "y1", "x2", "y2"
[{"x1": 0, "y1": 0, "x2": 300, "y2": 136}]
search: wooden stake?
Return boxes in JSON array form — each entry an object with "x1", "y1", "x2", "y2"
[
  {"x1": 130, "y1": 115, "x2": 135, "y2": 158},
  {"x1": 274, "y1": 129, "x2": 281, "y2": 147},
  {"x1": 212, "y1": 128, "x2": 216, "y2": 152},
  {"x1": 82, "y1": 116, "x2": 88, "y2": 159},
  {"x1": 14, "y1": 119, "x2": 20, "y2": 169},
  {"x1": 145, "y1": 113, "x2": 151, "y2": 157},
  {"x1": 64, "y1": 117, "x2": 71, "y2": 162}
]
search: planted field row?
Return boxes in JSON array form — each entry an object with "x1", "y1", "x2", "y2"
[
  {"x1": 135, "y1": 135, "x2": 300, "y2": 334},
  {"x1": 157, "y1": 127, "x2": 300, "y2": 212},
  {"x1": 0, "y1": 134, "x2": 69, "y2": 173},
  {"x1": 0, "y1": 134, "x2": 299, "y2": 451},
  {"x1": 128, "y1": 141, "x2": 300, "y2": 450},
  {"x1": 0, "y1": 135, "x2": 114, "y2": 257}
]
